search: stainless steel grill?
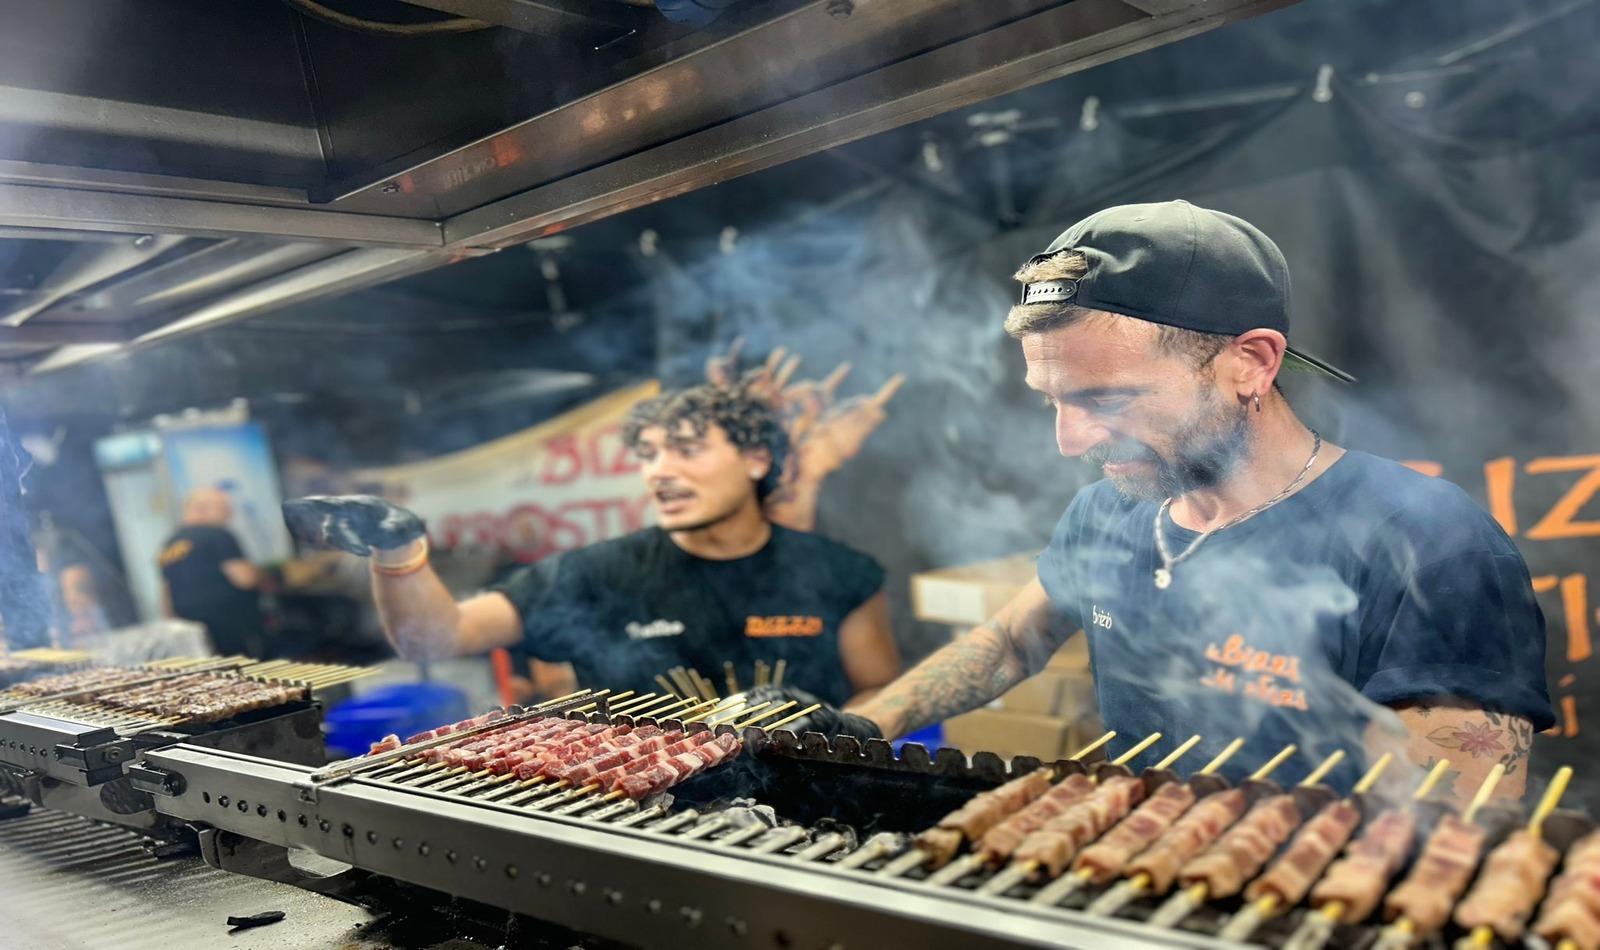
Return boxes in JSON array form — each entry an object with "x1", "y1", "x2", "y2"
[{"x1": 126, "y1": 701, "x2": 1600, "y2": 950}]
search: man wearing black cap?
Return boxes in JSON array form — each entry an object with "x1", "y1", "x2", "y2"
[{"x1": 751, "y1": 200, "x2": 1552, "y2": 799}]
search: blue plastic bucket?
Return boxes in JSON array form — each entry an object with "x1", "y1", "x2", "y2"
[{"x1": 323, "y1": 682, "x2": 471, "y2": 759}]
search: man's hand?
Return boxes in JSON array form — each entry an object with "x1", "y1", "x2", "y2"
[
  {"x1": 282, "y1": 495, "x2": 426, "y2": 557},
  {"x1": 742, "y1": 685, "x2": 884, "y2": 741}
]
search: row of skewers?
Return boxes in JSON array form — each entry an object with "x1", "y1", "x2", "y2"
[
  {"x1": 859, "y1": 731, "x2": 1590, "y2": 950},
  {"x1": 356, "y1": 689, "x2": 821, "y2": 813}
]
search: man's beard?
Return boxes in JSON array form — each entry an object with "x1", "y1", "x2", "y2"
[{"x1": 1084, "y1": 394, "x2": 1251, "y2": 503}]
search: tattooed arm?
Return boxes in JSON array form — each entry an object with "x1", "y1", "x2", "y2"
[
  {"x1": 853, "y1": 577, "x2": 1077, "y2": 739},
  {"x1": 1368, "y1": 698, "x2": 1534, "y2": 803}
]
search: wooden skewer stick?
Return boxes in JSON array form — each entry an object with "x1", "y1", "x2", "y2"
[
  {"x1": 1109, "y1": 732, "x2": 1163, "y2": 767},
  {"x1": 762, "y1": 703, "x2": 822, "y2": 732},
  {"x1": 627, "y1": 695, "x2": 689, "y2": 718},
  {"x1": 1224, "y1": 753, "x2": 1395, "y2": 942},
  {"x1": 667, "y1": 667, "x2": 696, "y2": 699},
  {"x1": 607, "y1": 693, "x2": 659, "y2": 714},
  {"x1": 1069, "y1": 730, "x2": 1117, "y2": 762},
  {"x1": 724, "y1": 661, "x2": 739, "y2": 696},
  {"x1": 754, "y1": 660, "x2": 771, "y2": 687},
  {"x1": 1152, "y1": 735, "x2": 1203, "y2": 772},
  {"x1": 981, "y1": 736, "x2": 1196, "y2": 898},
  {"x1": 731, "y1": 701, "x2": 796, "y2": 729},
  {"x1": 654, "y1": 674, "x2": 679, "y2": 697},
  {"x1": 689, "y1": 668, "x2": 718, "y2": 702},
  {"x1": 1094, "y1": 743, "x2": 1299, "y2": 915},
  {"x1": 772, "y1": 658, "x2": 787, "y2": 686},
  {"x1": 1031, "y1": 737, "x2": 1240, "y2": 907},
  {"x1": 707, "y1": 702, "x2": 769, "y2": 726},
  {"x1": 577, "y1": 690, "x2": 634, "y2": 713},
  {"x1": 1373, "y1": 762, "x2": 1506, "y2": 950},
  {"x1": 1459, "y1": 765, "x2": 1572, "y2": 950}
]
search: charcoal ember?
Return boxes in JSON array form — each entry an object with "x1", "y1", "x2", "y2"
[
  {"x1": 811, "y1": 816, "x2": 860, "y2": 852},
  {"x1": 226, "y1": 910, "x2": 286, "y2": 930},
  {"x1": 718, "y1": 798, "x2": 780, "y2": 830}
]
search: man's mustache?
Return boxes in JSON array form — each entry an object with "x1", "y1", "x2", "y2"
[{"x1": 1082, "y1": 441, "x2": 1161, "y2": 467}]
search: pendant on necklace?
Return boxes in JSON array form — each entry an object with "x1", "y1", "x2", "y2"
[{"x1": 1154, "y1": 568, "x2": 1172, "y2": 590}]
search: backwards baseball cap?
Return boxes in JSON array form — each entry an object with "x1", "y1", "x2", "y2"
[{"x1": 1019, "y1": 200, "x2": 1354, "y2": 382}]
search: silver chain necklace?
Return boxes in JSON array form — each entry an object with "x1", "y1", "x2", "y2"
[{"x1": 1152, "y1": 430, "x2": 1322, "y2": 590}]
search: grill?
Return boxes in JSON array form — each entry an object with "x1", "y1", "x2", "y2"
[
  {"x1": 0, "y1": 658, "x2": 373, "y2": 831},
  {"x1": 0, "y1": 648, "x2": 93, "y2": 688},
  {"x1": 127, "y1": 694, "x2": 1600, "y2": 950}
]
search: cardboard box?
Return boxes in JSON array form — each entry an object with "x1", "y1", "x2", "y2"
[
  {"x1": 910, "y1": 554, "x2": 1038, "y2": 626},
  {"x1": 941, "y1": 707, "x2": 1075, "y2": 761}
]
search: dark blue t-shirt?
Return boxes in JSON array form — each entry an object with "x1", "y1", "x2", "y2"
[
  {"x1": 490, "y1": 526, "x2": 885, "y2": 707},
  {"x1": 1038, "y1": 451, "x2": 1552, "y2": 790}
]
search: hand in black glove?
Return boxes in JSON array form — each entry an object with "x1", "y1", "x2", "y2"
[
  {"x1": 740, "y1": 684, "x2": 884, "y2": 741},
  {"x1": 281, "y1": 495, "x2": 426, "y2": 557}
]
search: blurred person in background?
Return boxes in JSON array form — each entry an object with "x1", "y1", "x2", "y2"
[
  {"x1": 159, "y1": 487, "x2": 266, "y2": 657},
  {"x1": 284, "y1": 382, "x2": 901, "y2": 708}
]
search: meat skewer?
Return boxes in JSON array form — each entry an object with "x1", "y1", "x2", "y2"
[
  {"x1": 1534, "y1": 829, "x2": 1600, "y2": 950},
  {"x1": 1146, "y1": 750, "x2": 1348, "y2": 929},
  {"x1": 532, "y1": 702, "x2": 821, "y2": 809},
  {"x1": 1085, "y1": 743, "x2": 1299, "y2": 917},
  {"x1": 1218, "y1": 752, "x2": 1396, "y2": 942},
  {"x1": 976, "y1": 735, "x2": 1203, "y2": 897},
  {"x1": 1450, "y1": 766, "x2": 1572, "y2": 949},
  {"x1": 1028, "y1": 738, "x2": 1247, "y2": 909},
  {"x1": 924, "y1": 732, "x2": 1165, "y2": 887},
  {"x1": 1276, "y1": 758, "x2": 1454, "y2": 950},
  {"x1": 874, "y1": 731, "x2": 1118, "y2": 879},
  {"x1": 1371, "y1": 762, "x2": 1508, "y2": 949}
]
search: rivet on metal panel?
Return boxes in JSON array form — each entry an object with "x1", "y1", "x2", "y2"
[
  {"x1": 258, "y1": 805, "x2": 269, "y2": 818},
  {"x1": 237, "y1": 800, "x2": 248, "y2": 812},
  {"x1": 505, "y1": 865, "x2": 519, "y2": 878},
  {"x1": 392, "y1": 838, "x2": 404, "y2": 850},
  {"x1": 202, "y1": 792, "x2": 211, "y2": 804},
  {"x1": 604, "y1": 888, "x2": 621, "y2": 904},
  {"x1": 318, "y1": 819, "x2": 331, "y2": 832},
  {"x1": 446, "y1": 850, "x2": 459, "y2": 863},
  {"x1": 726, "y1": 918, "x2": 748, "y2": 935},
  {"x1": 681, "y1": 907, "x2": 702, "y2": 927},
  {"x1": 340, "y1": 823, "x2": 353, "y2": 836},
  {"x1": 277, "y1": 810, "x2": 287, "y2": 822},
  {"x1": 298, "y1": 815, "x2": 308, "y2": 827},
  {"x1": 567, "y1": 880, "x2": 586, "y2": 895},
  {"x1": 367, "y1": 831, "x2": 379, "y2": 844},
  {"x1": 538, "y1": 873, "x2": 553, "y2": 887},
  {"x1": 825, "y1": 0, "x2": 854, "y2": 18},
  {"x1": 474, "y1": 856, "x2": 488, "y2": 871},
  {"x1": 218, "y1": 796, "x2": 230, "y2": 808},
  {"x1": 645, "y1": 899, "x2": 662, "y2": 913},
  {"x1": 418, "y1": 843, "x2": 430, "y2": 856}
]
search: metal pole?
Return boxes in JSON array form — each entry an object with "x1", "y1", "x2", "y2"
[{"x1": 0, "y1": 396, "x2": 49, "y2": 648}]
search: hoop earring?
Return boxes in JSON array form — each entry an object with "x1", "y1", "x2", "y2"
[{"x1": 1253, "y1": 394, "x2": 1262, "y2": 413}]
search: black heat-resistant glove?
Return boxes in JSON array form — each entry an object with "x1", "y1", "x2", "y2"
[
  {"x1": 741, "y1": 684, "x2": 884, "y2": 741},
  {"x1": 281, "y1": 495, "x2": 426, "y2": 557}
]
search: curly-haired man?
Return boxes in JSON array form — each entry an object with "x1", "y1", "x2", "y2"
[{"x1": 283, "y1": 383, "x2": 900, "y2": 707}]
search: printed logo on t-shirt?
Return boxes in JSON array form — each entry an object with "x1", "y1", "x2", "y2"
[
  {"x1": 1198, "y1": 634, "x2": 1309, "y2": 711},
  {"x1": 625, "y1": 619, "x2": 686, "y2": 640},
  {"x1": 1091, "y1": 605, "x2": 1114, "y2": 629},
  {"x1": 744, "y1": 616, "x2": 824, "y2": 638},
  {"x1": 158, "y1": 539, "x2": 193, "y2": 568}
]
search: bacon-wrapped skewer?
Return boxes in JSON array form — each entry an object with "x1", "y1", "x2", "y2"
[
  {"x1": 1146, "y1": 751, "x2": 1348, "y2": 929},
  {"x1": 1448, "y1": 767, "x2": 1573, "y2": 949},
  {"x1": 874, "y1": 731, "x2": 1118, "y2": 878},
  {"x1": 925, "y1": 733, "x2": 1164, "y2": 887},
  {"x1": 1086, "y1": 743, "x2": 1299, "y2": 917},
  {"x1": 1027, "y1": 739, "x2": 1247, "y2": 909},
  {"x1": 1217, "y1": 753, "x2": 1396, "y2": 942},
  {"x1": 975, "y1": 735, "x2": 1202, "y2": 897},
  {"x1": 1369, "y1": 762, "x2": 1508, "y2": 949},
  {"x1": 1533, "y1": 829, "x2": 1600, "y2": 950},
  {"x1": 1275, "y1": 758, "x2": 1454, "y2": 950}
]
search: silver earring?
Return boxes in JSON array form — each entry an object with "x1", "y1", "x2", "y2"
[{"x1": 1253, "y1": 394, "x2": 1262, "y2": 413}]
